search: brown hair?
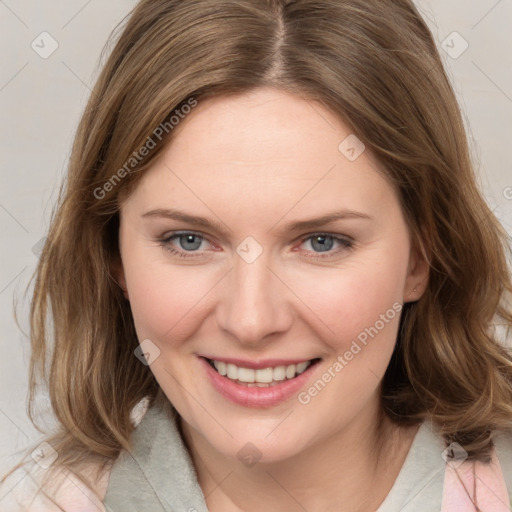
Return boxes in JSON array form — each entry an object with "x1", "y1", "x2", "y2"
[{"x1": 4, "y1": 0, "x2": 512, "y2": 494}]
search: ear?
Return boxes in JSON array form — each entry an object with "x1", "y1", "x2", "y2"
[{"x1": 403, "y1": 236, "x2": 430, "y2": 303}]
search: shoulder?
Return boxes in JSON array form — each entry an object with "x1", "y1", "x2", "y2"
[
  {"x1": 0, "y1": 397, "x2": 151, "y2": 512},
  {"x1": 0, "y1": 461, "x2": 111, "y2": 512}
]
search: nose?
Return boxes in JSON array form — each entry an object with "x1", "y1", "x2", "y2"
[{"x1": 216, "y1": 253, "x2": 294, "y2": 346}]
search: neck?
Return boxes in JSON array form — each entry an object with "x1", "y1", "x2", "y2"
[{"x1": 180, "y1": 396, "x2": 420, "y2": 512}]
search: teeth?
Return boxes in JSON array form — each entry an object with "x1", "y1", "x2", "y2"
[
  {"x1": 238, "y1": 367, "x2": 255, "y2": 383},
  {"x1": 255, "y1": 367, "x2": 273, "y2": 383},
  {"x1": 216, "y1": 361, "x2": 227, "y2": 376},
  {"x1": 285, "y1": 365, "x2": 296, "y2": 379},
  {"x1": 211, "y1": 359, "x2": 312, "y2": 383},
  {"x1": 273, "y1": 366, "x2": 286, "y2": 381},
  {"x1": 227, "y1": 363, "x2": 238, "y2": 380},
  {"x1": 296, "y1": 362, "x2": 309, "y2": 374}
]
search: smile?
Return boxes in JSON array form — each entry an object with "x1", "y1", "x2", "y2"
[
  {"x1": 207, "y1": 358, "x2": 314, "y2": 387},
  {"x1": 200, "y1": 356, "x2": 321, "y2": 408}
]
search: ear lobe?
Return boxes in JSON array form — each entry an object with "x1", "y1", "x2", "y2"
[{"x1": 403, "y1": 238, "x2": 430, "y2": 303}]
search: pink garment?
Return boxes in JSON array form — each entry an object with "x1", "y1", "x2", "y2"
[{"x1": 441, "y1": 446, "x2": 510, "y2": 511}]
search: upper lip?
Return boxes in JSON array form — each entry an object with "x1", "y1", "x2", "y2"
[{"x1": 200, "y1": 355, "x2": 319, "y2": 369}]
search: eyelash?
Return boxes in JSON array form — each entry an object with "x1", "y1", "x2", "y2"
[{"x1": 158, "y1": 231, "x2": 354, "y2": 260}]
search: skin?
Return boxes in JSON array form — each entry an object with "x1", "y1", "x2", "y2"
[{"x1": 116, "y1": 86, "x2": 429, "y2": 511}]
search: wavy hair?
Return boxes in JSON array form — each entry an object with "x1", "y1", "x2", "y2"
[{"x1": 4, "y1": 0, "x2": 512, "y2": 492}]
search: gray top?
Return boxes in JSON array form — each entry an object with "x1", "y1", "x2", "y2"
[
  {"x1": 104, "y1": 400, "x2": 208, "y2": 512},
  {"x1": 103, "y1": 398, "x2": 512, "y2": 512}
]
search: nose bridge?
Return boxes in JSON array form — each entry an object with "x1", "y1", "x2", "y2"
[{"x1": 217, "y1": 251, "x2": 291, "y2": 344}]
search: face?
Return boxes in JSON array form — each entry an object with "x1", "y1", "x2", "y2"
[{"x1": 117, "y1": 87, "x2": 427, "y2": 463}]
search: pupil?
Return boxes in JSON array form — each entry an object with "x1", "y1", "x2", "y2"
[{"x1": 312, "y1": 235, "x2": 334, "y2": 252}]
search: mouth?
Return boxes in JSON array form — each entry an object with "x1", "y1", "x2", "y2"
[
  {"x1": 204, "y1": 357, "x2": 321, "y2": 387},
  {"x1": 199, "y1": 356, "x2": 321, "y2": 408}
]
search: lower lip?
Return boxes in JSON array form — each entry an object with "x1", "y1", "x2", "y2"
[{"x1": 200, "y1": 357, "x2": 319, "y2": 408}]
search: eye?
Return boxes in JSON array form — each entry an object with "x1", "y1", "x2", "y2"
[
  {"x1": 299, "y1": 233, "x2": 353, "y2": 258},
  {"x1": 159, "y1": 231, "x2": 212, "y2": 258},
  {"x1": 158, "y1": 231, "x2": 354, "y2": 260},
  {"x1": 174, "y1": 233, "x2": 204, "y2": 251}
]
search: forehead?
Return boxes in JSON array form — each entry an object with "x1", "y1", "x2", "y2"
[
  {"x1": 126, "y1": 87, "x2": 399, "y2": 221},
  {"x1": 167, "y1": 87, "x2": 359, "y2": 168}
]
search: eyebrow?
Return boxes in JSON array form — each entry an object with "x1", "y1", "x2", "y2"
[
  {"x1": 142, "y1": 208, "x2": 229, "y2": 233},
  {"x1": 141, "y1": 208, "x2": 373, "y2": 235},
  {"x1": 278, "y1": 210, "x2": 373, "y2": 233}
]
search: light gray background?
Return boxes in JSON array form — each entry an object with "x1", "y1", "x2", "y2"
[{"x1": 1, "y1": 0, "x2": 511, "y2": 479}]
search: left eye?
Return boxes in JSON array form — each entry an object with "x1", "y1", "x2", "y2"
[
  {"x1": 300, "y1": 234, "x2": 353, "y2": 254},
  {"x1": 303, "y1": 235, "x2": 337, "y2": 252}
]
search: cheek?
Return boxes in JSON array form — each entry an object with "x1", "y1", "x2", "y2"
[
  {"x1": 123, "y1": 253, "x2": 218, "y2": 343},
  {"x1": 289, "y1": 262, "x2": 405, "y2": 419},
  {"x1": 283, "y1": 255, "x2": 406, "y2": 355}
]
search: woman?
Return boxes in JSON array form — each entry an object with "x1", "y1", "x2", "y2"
[{"x1": 2, "y1": 0, "x2": 512, "y2": 510}]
